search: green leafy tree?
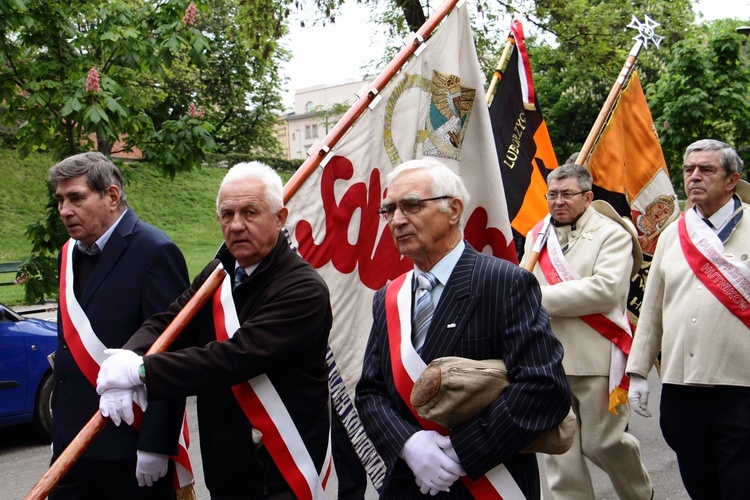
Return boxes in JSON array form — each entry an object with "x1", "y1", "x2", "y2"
[
  {"x1": 145, "y1": 0, "x2": 289, "y2": 156},
  {"x1": 647, "y1": 19, "x2": 750, "y2": 185},
  {"x1": 310, "y1": 101, "x2": 351, "y2": 134},
  {"x1": 524, "y1": 0, "x2": 695, "y2": 160},
  {"x1": 0, "y1": 0, "x2": 218, "y2": 302},
  {"x1": 0, "y1": 0, "x2": 215, "y2": 167}
]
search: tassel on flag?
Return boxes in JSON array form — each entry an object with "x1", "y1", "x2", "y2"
[{"x1": 575, "y1": 17, "x2": 677, "y2": 412}]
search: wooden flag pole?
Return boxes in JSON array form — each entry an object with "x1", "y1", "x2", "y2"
[
  {"x1": 25, "y1": 266, "x2": 227, "y2": 500},
  {"x1": 485, "y1": 36, "x2": 514, "y2": 105},
  {"x1": 576, "y1": 16, "x2": 663, "y2": 166},
  {"x1": 522, "y1": 221, "x2": 550, "y2": 272},
  {"x1": 282, "y1": 0, "x2": 460, "y2": 204}
]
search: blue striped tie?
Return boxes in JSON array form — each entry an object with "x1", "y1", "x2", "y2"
[
  {"x1": 234, "y1": 266, "x2": 247, "y2": 289},
  {"x1": 413, "y1": 272, "x2": 438, "y2": 354}
]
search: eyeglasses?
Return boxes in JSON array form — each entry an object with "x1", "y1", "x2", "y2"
[
  {"x1": 378, "y1": 196, "x2": 452, "y2": 222},
  {"x1": 544, "y1": 190, "x2": 588, "y2": 201}
]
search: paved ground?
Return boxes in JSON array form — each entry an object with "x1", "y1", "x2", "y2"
[{"x1": 7, "y1": 303, "x2": 689, "y2": 498}]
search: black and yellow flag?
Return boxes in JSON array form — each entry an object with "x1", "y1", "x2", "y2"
[{"x1": 489, "y1": 20, "x2": 558, "y2": 259}]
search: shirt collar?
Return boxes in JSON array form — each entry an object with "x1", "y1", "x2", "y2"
[
  {"x1": 235, "y1": 262, "x2": 260, "y2": 278},
  {"x1": 414, "y1": 239, "x2": 465, "y2": 288},
  {"x1": 695, "y1": 196, "x2": 736, "y2": 233}
]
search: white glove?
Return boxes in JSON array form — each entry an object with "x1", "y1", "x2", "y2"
[
  {"x1": 98, "y1": 384, "x2": 148, "y2": 426},
  {"x1": 400, "y1": 430, "x2": 465, "y2": 495},
  {"x1": 99, "y1": 388, "x2": 135, "y2": 426},
  {"x1": 135, "y1": 450, "x2": 169, "y2": 487},
  {"x1": 96, "y1": 348, "x2": 144, "y2": 393},
  {"x1": 628, "y1": 374, "x2": 652, "y2": 418}
]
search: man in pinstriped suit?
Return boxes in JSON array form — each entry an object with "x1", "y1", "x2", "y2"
[{"x1": 355, "y1": 158, "x2": 570, "y2": 498}]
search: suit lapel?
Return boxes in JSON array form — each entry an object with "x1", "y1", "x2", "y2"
[
  {"x1": 421, "y1": 246, "x2": 479, "y2": 362},
  {"x1": 79, "y1": 210, "x2": 136, "y2": 308}
]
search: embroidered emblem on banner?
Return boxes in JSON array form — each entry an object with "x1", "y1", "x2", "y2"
[
  {"x1": 422, "y1": 70, "x2": 475, "y2": 161},
  {"x1": 382, "y1": 71, "x2": 475, "y2": 166},
  {"x1": 383, "y1": 74, "x2": 431, "y2": 166}
]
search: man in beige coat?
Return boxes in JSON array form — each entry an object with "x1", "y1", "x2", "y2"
[
  {"x1": 522, "y1": 164, "x2": 652, "y2": 499},
  {"x1": 628, "y1": 139, "x2": 750, "y2": 499}
]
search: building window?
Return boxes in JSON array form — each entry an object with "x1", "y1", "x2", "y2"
[
  {"x1": 311, "y1": 124, "x2": 318, "y2": 138},
  {"x1": 305, "y1": 125, "x2": 311, "y2": 139},
  {"x1": 291, "y1": 132, "x2": 295, "y2": 141},
  {"x1": 305, "y1": 101, "x2": 315, "y2": 113}
]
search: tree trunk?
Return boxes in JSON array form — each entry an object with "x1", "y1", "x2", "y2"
[
  {"x1": 97, "y1": 134, "x2": 112, "y2": 156},
  {"x1": 395, "y1": 0, "x2": 427, "y2": 32}
]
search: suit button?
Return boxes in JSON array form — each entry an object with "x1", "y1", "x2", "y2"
[
  {"x1": 62, "y1": 344, "x2": 68, "y2": 349},
  {"x1": 59, "y1": 377, "x2": 66, "y2": 384}
]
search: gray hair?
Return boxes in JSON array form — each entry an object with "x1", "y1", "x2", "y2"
[
  {"x1": 547, "y1": 163, "x2": 593, "y2": 192},
  {"x1": 217, "y1": 161, "x2": 284, "y2": 213},
  {"x1": 386, "y1": 158, "x2": 470, "y2": 227},
  {"x1": 684, "y1": 139, "x2": 744, "y2": 176},
  {"x1": 48, "y1": 151, "x2": 128, "y2": 207}
]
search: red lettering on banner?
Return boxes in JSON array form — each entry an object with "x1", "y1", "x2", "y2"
[
  {"x1": 295, "y1": 156, "x2": 410, "y2": 290},
  {"x1": 295, "y1": 156, "x2": 514, "y2": 290},
  {"x1": 463, "y1": 206, "x2": 514, "y2": 261}
]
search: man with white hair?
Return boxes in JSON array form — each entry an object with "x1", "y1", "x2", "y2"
[
  {"x1": 96, "y1": 162, "x2": 333, "y2": 498},
  {"x1": 356, "y1": 158, "x2": 570, "y2": 498}
]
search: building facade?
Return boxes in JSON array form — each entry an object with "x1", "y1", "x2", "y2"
[{"x1": 282, "y1": 77, "x2": 374, "y2": 160}]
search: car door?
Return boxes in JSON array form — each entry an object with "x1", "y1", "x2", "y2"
[{"x1": 0, "y1": 312, "x2": 28, "y2": 421}]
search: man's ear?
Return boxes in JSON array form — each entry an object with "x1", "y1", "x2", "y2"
[
  {"x1": 726, "y1": 172, "x2": 741, "y2": 193},
  {"x1": 449, "y1": 198, "x2": 464, "y2": 225},
  {"x1": 583, "y1": 190, "x2": 594, "y2": 207},
  {"x1": 277, "y1": 206, "x2": 289, "y2": 228},
  {"x1": 105, "y1": 185, "x2": 121, "y2": 208}
]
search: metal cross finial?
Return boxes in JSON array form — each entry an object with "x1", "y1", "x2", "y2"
[{"x1": 627, "y1": 15, "x2": 664, "y2": 50}]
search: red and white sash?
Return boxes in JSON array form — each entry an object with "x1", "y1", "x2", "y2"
[
  {"x1": 678, "y1": 209, "x2": 750, "y2": 328},
  {"x1": 384, "y1": 271, "x2": 526, "y2": 500},
  {"x1": 532, "y1": 219, "x2": 632, "y2": 414},
  {"x1": 211, "y1": 271, "x2": 332, "y2": 500},
  {"x1": 58, "y1": 240, "x2": 194, "y2": 489}
]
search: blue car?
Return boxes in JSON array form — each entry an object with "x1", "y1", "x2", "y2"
[{"x1": 0, "y1": 302, "x2": 57, "y2": 441}]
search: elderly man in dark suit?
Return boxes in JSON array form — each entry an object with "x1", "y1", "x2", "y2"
[
  {"x1": 49, "y1": 151, "x2": 190, "y2": 498},
  {"x1": 355, "y1": 158, "x2": 570, "y2": 498},
  {"x1": 95, "y1": 162, "x2": 333, "y2": 499}
]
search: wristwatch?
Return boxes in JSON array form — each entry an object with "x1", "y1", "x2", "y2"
[{"x1": 138, "y1": 363, "x2": 146, "y2": 383}]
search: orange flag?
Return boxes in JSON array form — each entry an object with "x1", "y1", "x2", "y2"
[{"x1": 586, "y1": 70, "x2": 679, "y2": 326}]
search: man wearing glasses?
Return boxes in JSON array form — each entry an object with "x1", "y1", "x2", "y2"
[
  {"x1": 356, "y1": 158, "x2": 570, "y2": 499},
  {"x1": 521, "y1": 163, "x2": 652, "y2": 499}
]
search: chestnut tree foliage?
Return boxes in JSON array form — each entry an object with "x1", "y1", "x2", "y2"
[
  {"x1": 0, "y1": 0, "x2": 290, "y2": 302},
  {"x1": 0, "y1": 0, "x2": 215, "y2": 171},
  {"x1": 0, "y1": 0, "x2": 294, "y2": 172}
]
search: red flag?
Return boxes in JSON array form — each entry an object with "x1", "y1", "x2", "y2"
[{"x1": 490, "y1": 20, "x2": 559, "y2": 258}]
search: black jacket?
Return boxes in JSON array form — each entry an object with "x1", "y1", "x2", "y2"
[{"x1": 127, "y1": 233, "x2": 332, "y2": 497}]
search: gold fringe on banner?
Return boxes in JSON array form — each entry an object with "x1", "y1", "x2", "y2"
[{"x1": 176, "y1": 484, "x2": 197, "y2": 500}]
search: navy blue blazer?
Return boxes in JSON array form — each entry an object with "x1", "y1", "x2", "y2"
[
  {"x1": 52, "y1": 209, "x2": 189, "y2": 460},
  {"x1": 355, "y1": 243, "x2": 570, "y2": 499}
]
